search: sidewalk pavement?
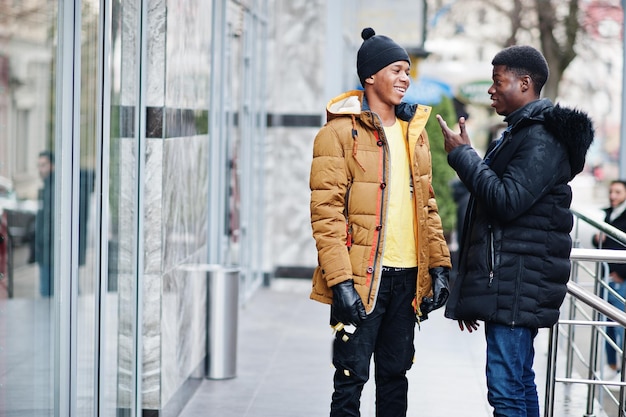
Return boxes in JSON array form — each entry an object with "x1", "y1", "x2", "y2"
[{"x1": 178, "y1": 278, "x2": 602, "y2": 417}]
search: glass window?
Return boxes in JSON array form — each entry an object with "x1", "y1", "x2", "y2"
[
  {"x1": 75, "y1": 1, "x2": 101, "y2": 416},
  {"x1": 0, "y1": 2, "x2": 59, "y2": 416}
]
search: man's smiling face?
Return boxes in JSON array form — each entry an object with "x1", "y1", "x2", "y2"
[
  {"x1": 369, "y1": 61, "x2": 411, "y2": 107},
  {"x1": 488, "y1": 64, "x2": 529, "y2": 117}
]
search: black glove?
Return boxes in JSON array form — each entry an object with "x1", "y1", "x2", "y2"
[
  {"x1": 331, "y1": 280, "x2": 367, "y2": 326},
  {"x1": 420, "y1": 267, "x2": 450, "y2": 319}
]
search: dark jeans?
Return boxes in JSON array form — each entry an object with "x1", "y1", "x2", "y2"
[
  {"x1": 485, "y1": 322, "x2": 539, "y2": 417},
  {"x1": 330, "y1": 268, "x2": 417, "y2": 417},
  {"x1": 606, "y1": 324, "x2": 623, "y2": 367},
  {"x1": 606, "y1": 280, "x2": 626, "y2": 367}
]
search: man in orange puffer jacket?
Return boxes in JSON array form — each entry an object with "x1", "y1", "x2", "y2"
[{"x1": 309, "y1": 27, "x2": 451, "y2": 417}]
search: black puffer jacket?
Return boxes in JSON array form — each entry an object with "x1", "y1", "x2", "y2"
[{"x1": 445, "y1": 99, "x2": 594, "y2": 328}]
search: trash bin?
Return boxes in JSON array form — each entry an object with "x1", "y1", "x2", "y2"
[{"x1": 205, "y1": 265, "x2": 240, "y2": 380}]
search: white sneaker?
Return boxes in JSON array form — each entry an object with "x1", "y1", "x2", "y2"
[
  {"x1": 606, "y1": 368, "x2": 624, "y2": 392},
  {"x1": 602, "y1": 365, "x2": 620, "y2": 380}
]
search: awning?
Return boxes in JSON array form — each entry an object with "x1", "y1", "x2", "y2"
[{"x1": 402, "y1": 76, "x2": 454, "y2": 105}]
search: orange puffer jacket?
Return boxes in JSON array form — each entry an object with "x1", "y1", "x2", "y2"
[{"x1": 309, "y1": 90, "x2": 451, "y2": 316}]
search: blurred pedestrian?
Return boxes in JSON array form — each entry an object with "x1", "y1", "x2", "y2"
[
  {"x1": 450, "y1": 178, "x2": 469, "y2": 283},
  {"x1": 437, "y1": 45, "x2": 594, "y2": 417},
  {"x1": 309, "y1": 27, "x2": 452, "y2": 417},
  {"x1": 593, "y1": 179, "x2": 626, "y2": 378},
  {"x1": 35, "y1": 150, "x2": 55, "y2": 297}
]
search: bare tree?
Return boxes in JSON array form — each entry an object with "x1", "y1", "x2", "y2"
[
  {"x1": 429, "y1": 0, "x2": 589, "y2": 101},
  {"x1": 539, "y1": 1, "x2": 579, "y2": 100},
  {"x1": 490, "y1": 0, "x2": 582, "y2": 100}
]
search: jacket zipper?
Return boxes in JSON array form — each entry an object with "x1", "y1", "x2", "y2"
[
  {"x1": 511, "y1": 259, "x2": 523, "y2": 327},
  {"x1": 345, "y1": 182, "x2": 352, "y2": 249},
  {"x1": 488, "y1": 225, "x2": 495, "y2": 287},
  {"x1": 367, "y1": 125, "x2": 387, "y2": 301}
]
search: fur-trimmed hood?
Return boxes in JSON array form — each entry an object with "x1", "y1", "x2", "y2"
[
  {"x1": 544, "y1": 104, "x2": 594, "y2": 179},
  {"x1": 509, "y1": 98, "x2": 594, "y2": 180}
]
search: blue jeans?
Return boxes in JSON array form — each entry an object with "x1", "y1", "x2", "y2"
[
  {"x1": 330, "y1": 268, "x2": 417, "y2": 417},
  {"x1": 485, "y1": 322, "x2": 539, "y2": 417},
  {"x1": 606, "y1": 280, "x2": 626, "y2": 366}
]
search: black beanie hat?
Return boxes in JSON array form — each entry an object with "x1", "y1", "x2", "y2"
[{"x1": 357, "y1": 27, "x2": 410, "y2": 86}]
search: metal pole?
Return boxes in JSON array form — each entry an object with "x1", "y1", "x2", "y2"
[
  {"x1": 208, "y1": 0, "x2": 228, "y2": 265},
  {"x1": 620, "y1": 331, "x2": 626, "y2": 417},
  {"x1": 584, "y1": 266, "x2": 603, "y2": 417},
  {"x1": 618, "y1": 0, "x2": 626, "y2": 178},
  {"x1": 544, "y1": 325, "x2": 558, "y2": 417}
]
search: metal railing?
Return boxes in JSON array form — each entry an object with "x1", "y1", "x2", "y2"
[{"x1": 543, "y1": 209, "x2": 626, "y2": 417}]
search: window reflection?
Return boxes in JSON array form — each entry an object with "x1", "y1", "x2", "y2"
[
  {"x1": 76, "y1": 0, "x2": 100, "y2": 416},
  {"x1": 0, "y1": 2, "x2": 58, "y2": 416},
  {"x1": 34, "y1": 150, "x2": 55, "y2": 297}
]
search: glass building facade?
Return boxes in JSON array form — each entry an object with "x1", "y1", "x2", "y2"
[{"x1": 0, "y1": 0, "x2": 267, "y2": 415}]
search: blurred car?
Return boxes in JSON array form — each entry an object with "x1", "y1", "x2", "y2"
[{"x1": 0, "y1": 176, "x2": 37, "y2": 246}]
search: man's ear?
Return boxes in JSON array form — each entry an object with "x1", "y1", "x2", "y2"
[
  {"x1": 520, "y1": 75, "x2": 532, "y2": 93},
  {"x1": 365, "y1": 76, "x2": 374, "y2": 85}
]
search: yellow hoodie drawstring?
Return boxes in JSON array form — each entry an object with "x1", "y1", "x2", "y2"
[{"x1": 351, "y1": 115, "x2": 366, "y2": 172}]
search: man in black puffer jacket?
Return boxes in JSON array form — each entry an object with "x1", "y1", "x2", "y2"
[{"x1": 437, "y1": 45, "x2": 594, "y2": 417}]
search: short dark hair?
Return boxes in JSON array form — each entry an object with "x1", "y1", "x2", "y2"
[
  {"x1": 611, "y1": 179, "x2": 626, "y2": 189},
  {"x1": 39, "y1": 150, "x2": 55, "y2": 164},
  {"x1": 491, "y1": 45, "x2": 549, "y2": 94}
]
